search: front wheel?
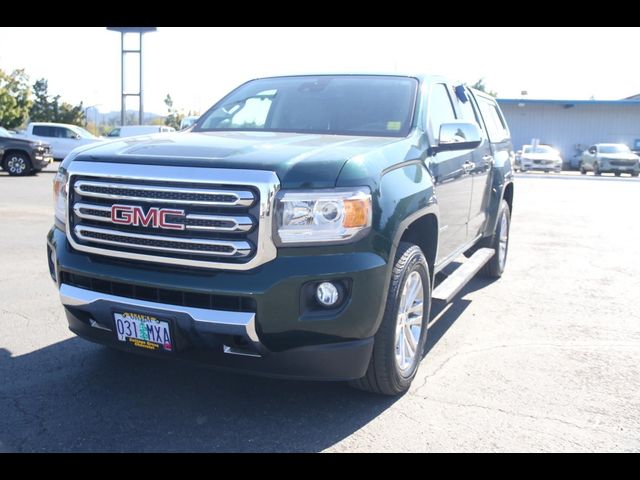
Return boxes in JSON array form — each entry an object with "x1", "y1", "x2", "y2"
[
  {"x1": 3, "y1": 152, "x2": 32, "y2": 176},
  {"x1": 350, "y1": 242, "x2": 430, "y2": 396},
  {"x1": 593, "y1": 163, "x2": 601, "y2": 176},
  {"x1": 480, "y1": 199, "x2": 511, "y2": 279}
]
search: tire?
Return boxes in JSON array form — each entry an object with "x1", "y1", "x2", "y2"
[
  {"x1": 349, "y1": 242, "x2": 430, "y2": 396},
  {"x1": 614, "y1": 172, "x2": 621, "y2": 177},
  {"x1": 580, "y1": 165, "x2": 586, "y2": 175},
  {"x1": 631, "y1": 172, "x2": 639, "y2": 177},
  {"x1": 480, "y1": 199, "x2": 511, "y2": 279},
  {"x1": 593, "y1": 163, "x2": 601, "y2": 176},
  {"x1": 3, "y1": 152, "x2": 32, "y2": 176}
]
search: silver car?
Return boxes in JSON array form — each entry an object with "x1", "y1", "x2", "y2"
[
  {"x1": 580, "y1": 144, "x2": 640, "y2": 177},
  {"x1": 517, "y1": 144, "x2": 562, "y2": 173}
]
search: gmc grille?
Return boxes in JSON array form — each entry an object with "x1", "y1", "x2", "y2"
[{"x1": 66, "y1": 162, "x2": 279, "y2": 270}]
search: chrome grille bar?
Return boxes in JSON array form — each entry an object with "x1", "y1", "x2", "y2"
[
  {"x1": 74, "y1": 180, "x2": 255, "y2": 207},
  {"x1": 73, "y1": 202, "x2": 254, "y2": 233},
  {"x1": 74, "y1": 225, "x2": 252, "y2": 257}
]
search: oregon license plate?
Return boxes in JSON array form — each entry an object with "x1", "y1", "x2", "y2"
[{"x1": 114, "y1": 312, "x2": 173, "y2": 352}]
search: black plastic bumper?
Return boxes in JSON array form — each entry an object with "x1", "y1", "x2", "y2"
[{"x1": 64, "y1": 305, "x2": 373, "y2": 381}]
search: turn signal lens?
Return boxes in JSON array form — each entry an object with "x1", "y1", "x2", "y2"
[{"x1": 343, "y1": 197, "x2": 370, "y2": 228}]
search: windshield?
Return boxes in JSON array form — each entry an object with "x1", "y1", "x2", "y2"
[
  {"x1": 599, "y1": 144, "x2": 630, "y2": 154},
  {"x1": 196, "y1": 75, "x2": 418, "y2": 137},
  {"x1": 0, "y1": 127, "x2": 12, "y2": 137},
  {"x1": 71, "y1": 126, "x2": 97, "y2": 139},
  {"x1": 523, "y1": 145, "x2": 555, "y2": 154}
]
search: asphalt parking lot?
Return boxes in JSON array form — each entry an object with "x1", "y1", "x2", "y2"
[{"x1": 0, "y1": 167, "x2": 639, "y2": 452}]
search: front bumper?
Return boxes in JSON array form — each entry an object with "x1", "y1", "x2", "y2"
[
  {"x1": 48, "y1": 226, "x2": 388, "y2": 380},
  {"x1": 521, "y1": 162, "x2": 561, "y2": 172},
  {"x1": 598, "y1": 162, "x2": 640, "y2": 174},
  {"x1": 33, "y1": 153, "x2": 53, "y2": 170}
]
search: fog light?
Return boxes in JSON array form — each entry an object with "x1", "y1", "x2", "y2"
[{"x1": 316, "y1": 282, "x2": 339, "y2": 307}]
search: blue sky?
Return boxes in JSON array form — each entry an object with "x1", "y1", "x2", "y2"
[{"x1": 1, "y1": 27, "x2": 638, "y2": 116}]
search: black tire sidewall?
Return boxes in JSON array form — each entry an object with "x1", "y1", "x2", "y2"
[{"x1": 377, "y1": 244, "x2": 430, "y2": 392}]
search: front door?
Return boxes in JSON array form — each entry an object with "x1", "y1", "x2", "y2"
[{"x1": 425, "y1": 83, "x2": 473, "y2": 265}]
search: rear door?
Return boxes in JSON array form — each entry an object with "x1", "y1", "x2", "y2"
[
  {"x1": 426, "y1": 83, "x2": 474, "y2": 264},
  {"x1": 456, "y1": 88, "x2": 494, "y2": 241},
  {"x1": 31, "y1": 126, "x2": 61, "y2": 158}
]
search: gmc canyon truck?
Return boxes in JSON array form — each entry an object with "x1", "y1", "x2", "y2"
[{"x1": 48, "y1": 74, "x2": 514, "y2": 395}]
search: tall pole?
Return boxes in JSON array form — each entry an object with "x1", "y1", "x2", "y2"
[
  {"x1": 120, "y1": 32, "x2": 125, "y2": 126},
  {"x1": 139, "y1": 32, "x2": 143, "y2": 125},
  {"x1": 108, "y1": 27, "x2": 156, "y2": 127}
]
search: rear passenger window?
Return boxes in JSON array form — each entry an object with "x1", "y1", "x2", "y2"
[
  {"x1": 478, "y1": 98, "x2": 509, "y2": 143},
  {"x1": 427, "y1": 83, "x2": 457, "y2": 142},
  {"x1": 32, "y1": 126, "x2": 53, "y2": 137}
]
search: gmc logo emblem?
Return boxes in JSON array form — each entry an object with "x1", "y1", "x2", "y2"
[{"x1": 111, "y1": 204, "x2": 185, "y2": 230}]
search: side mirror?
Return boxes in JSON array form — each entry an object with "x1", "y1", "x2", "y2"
[
  {"x1": 436, "y1": 122, "x2": 482, "y2": 152},
  {"x1": 588, "y1": 147, "x2": 596, "y2": 154}
]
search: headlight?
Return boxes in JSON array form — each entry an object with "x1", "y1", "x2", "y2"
[
  {"x1": 53, "y1": 169, "x2": 68, "y2": 226},
  {"x1": 275, "y1": 188, "x2": 372, "y2": 244}
]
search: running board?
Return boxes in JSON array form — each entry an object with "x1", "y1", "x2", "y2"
[{"x1": 431, "y1": 248, "x2": 495, "y2": 304}]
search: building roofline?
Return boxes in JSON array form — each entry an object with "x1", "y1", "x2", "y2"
[{"x1": 497, "y1": 98, "x2": 640, "y2": 106}]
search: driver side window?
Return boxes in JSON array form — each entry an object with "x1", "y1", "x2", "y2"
[
  {"x1": 427, "y1": 83, "x2": 457, "y2": 144},
  {"x1": 62, "y1": 128, "x2": 78, "y2": 139}
]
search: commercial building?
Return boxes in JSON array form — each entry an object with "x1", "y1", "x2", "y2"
[{"x1": 497, "y1": 98, "x2": 640, "y2": 168}]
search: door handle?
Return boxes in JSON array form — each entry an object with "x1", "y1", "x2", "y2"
[{"x1": 463, "y1": 161, "x2": 475, "y2": 172}]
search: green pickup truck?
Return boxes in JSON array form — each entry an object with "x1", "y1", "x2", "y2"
[{"x1": 47, "y1": 74, "x2": 514, "y2": 395}]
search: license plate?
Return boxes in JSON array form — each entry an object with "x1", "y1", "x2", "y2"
[{"x1": 114, "y1": 312, "x2": 173, "y2": 352}]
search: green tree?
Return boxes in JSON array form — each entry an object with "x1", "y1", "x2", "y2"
[
  {"x1": 0, "y1": 68, "x2": 32, "y2": 129},
  {"x1": 472, "y1": 78, "x2": 498, "y2": 98},
  {"x1": 164, "y1": 93, "x2": 184, "y2": 130},
  {"x1": 29, "y1": 79, "x2": 53, "y2": 122},
  {"x1": 29, "y1": 78, "x2": 85, "y2": 125}
]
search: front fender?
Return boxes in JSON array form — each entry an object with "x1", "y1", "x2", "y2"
[{"x1": 379, "y1": 161, "x2": 438, "y2": 262}]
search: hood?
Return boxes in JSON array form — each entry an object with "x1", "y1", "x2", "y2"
[
  {"x1": 600, "y1": 152, "x2": 639, "y2": 161},
  {"x1": 522, "y1": 152, "x2": 561, "y2": 161},
  {"x1": 2, "y1": 136, "x2": 49, "y2": 148},
  {"x1": 71, "y1": 131, "x2": 406, "y2": 188}
]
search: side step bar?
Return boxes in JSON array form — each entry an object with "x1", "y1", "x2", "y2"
[{"x1": 432, "y1": 248, "x2": 495, "y2": 304}]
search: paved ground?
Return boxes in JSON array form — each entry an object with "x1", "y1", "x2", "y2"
[{"x1": 0, "y1": 167, "x2": 639, "y2": 452}]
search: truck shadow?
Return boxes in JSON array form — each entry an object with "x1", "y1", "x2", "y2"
[
  {"x1": 424, "y1": 276, "x2": 495, "y2": 356},
  {"x1": 0, "y1": 278, "x2": 486, "y2": 453},
  {"x1": 0, "y1": 339, "x2": 397, "y2": 452}
]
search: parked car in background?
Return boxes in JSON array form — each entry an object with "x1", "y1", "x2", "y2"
[
  {"x1": 516, "y1": 144, "x2": 562, "y2": 173},
  {"x1": 106, "y1": 125, "x2": 176, "y2": 138},
  {"x1": 19, "y1": 123, "x2": 103, "y2": 161},
  {"x1": 0, "y1": 126, "x2": 53, "y2": 176},
  {"x1": 580, "y1": 143, "x2": 640, "y2": 177}
]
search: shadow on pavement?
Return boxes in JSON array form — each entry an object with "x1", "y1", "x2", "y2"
[
  {"x1": 0, "y1": 336, "x2": 398, "y2": 452},
  {"x1": 424, "y1": 276, "x2": 494, "y2": 356},
  {"x1": 0, "y1": 275, "x2": 489, "y2": 453}
]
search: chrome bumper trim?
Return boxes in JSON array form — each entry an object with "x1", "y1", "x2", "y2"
[{"x1": 59, "y1": 283, "x2": 259, "y2": 343}]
